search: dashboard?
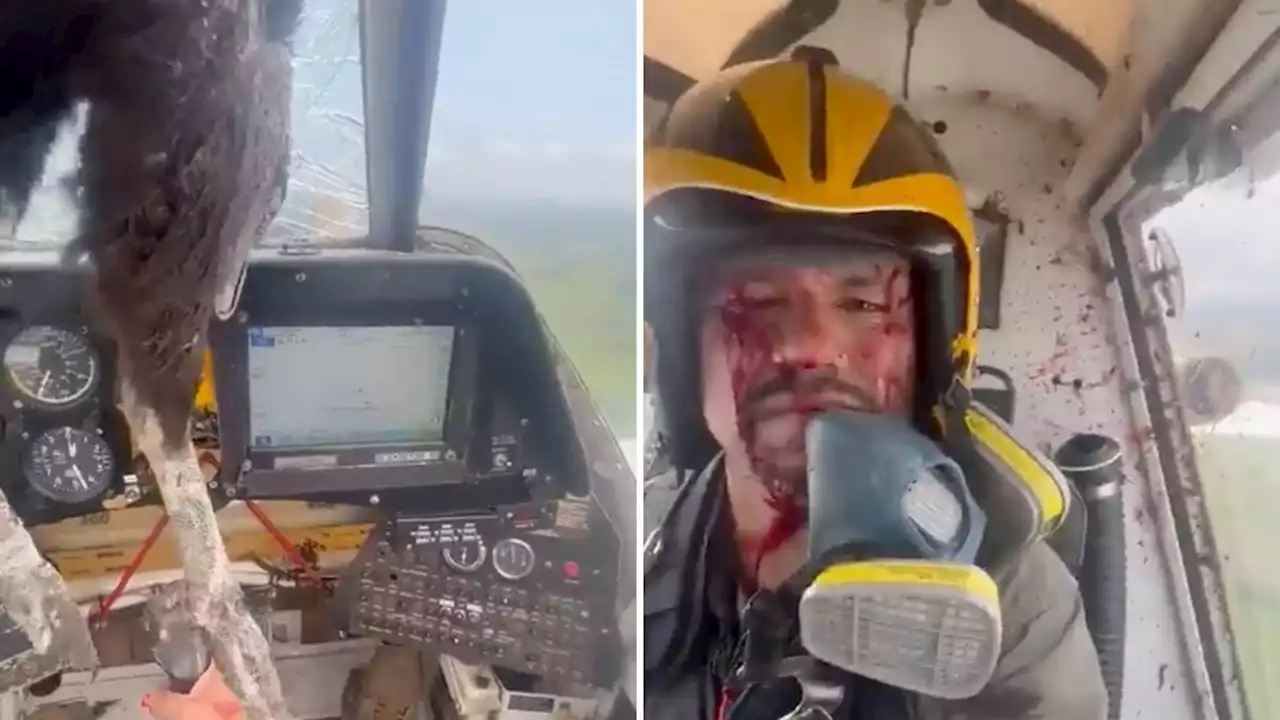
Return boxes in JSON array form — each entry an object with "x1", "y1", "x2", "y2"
[
  {"x1": 0, "y1": 243, "x2": 598, "y2": 521},
  {"x1": 0, "y1": 241, "x2": 629, "y2": 694}
]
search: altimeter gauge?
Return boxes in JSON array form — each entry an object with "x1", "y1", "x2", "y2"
[{"x1": 24, "y1": 427, "x2": 115, "y2": 504}]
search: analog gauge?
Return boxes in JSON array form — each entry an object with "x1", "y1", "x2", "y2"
[
  {"x1": 492, "y1": 538, "x2": 536, "y2": 581},
  {"x1": 440, "y1": 539, "x2": 487, "y2": 573},
  {"x1": 4, "y1": 326, "x2": 98, "y2": 409},
  {"x1": 23, "y1": 427, "x2": 115, "y2": 504}
]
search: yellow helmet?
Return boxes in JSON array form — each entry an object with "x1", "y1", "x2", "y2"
[{"x1": 645, "y1": 51, "x2": 981, "y2": 465}]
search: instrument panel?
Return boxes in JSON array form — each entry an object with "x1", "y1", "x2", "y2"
[
  {"x1": 0, "y1": 242, "x2": 631, "y2": 695},
  {"x1": 207, "y1": 250, "x2": 591, "y2": 512},
  {"x1": 0, "y1": 309, "x2": 133, "y2": 525},
  {"x1": 0, "y1": 245, "x2": 599, "y2": 525},
  {"x1": 6, "y1": 327, "x2": 117, "y2": 507},
  {"x1": 343, "y1": 499, "x2": 621, "y2": 691}
]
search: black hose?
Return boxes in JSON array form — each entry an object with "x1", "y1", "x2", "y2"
[{"x1": 1053, "y1": 433, "x2": 1126, "y2": 720}]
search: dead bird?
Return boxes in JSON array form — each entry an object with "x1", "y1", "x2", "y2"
[{"x1": 0, "y1": 0, "x2": 303, "y2": 717}]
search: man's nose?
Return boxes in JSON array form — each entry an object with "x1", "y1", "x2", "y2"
[{"x1": 771, "y1": 304, "x2": 844, "y2": 367}]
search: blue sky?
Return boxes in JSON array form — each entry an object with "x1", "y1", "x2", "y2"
[
  {"x1": 425, "y1": 0, "x2": 637, "y2": 206},
  {"x1": 430, "y1": 1, "x2": 636, "y2": 155}
]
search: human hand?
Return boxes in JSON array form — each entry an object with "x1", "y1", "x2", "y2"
[{"x1": 141, "y1": 665, "x2": 245, "y2": 720}]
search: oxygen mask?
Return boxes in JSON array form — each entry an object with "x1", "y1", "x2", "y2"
[{"x1": 735, "y1": 410, "x2": 1001, "y2": 708}]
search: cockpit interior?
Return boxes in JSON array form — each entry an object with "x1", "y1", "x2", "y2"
[{"x1": 3, "y1": 229, "x2": 633, "y2": 718}]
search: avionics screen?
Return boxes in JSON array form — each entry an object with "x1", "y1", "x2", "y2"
[{"x1": 247, "y1": 326, "x2": 454, "y2": 449}]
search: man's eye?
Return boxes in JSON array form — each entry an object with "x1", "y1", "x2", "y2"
[
  {"x1": 838, "y1": 298, "x2": 887, "y2": 313},
  {"x1": 742, "y1": 297, "x2": 785, "y2": 309},
  {"x1": 705, "y1": 296, "x2": 784, "y2": 316}
]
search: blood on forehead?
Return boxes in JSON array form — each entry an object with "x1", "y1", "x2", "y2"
[{"x1": 708, "y1": 258, "x2": 915, "y2": 402}]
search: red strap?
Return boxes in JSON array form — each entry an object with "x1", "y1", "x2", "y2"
[
  {"x1": 244, "y1": 499, "x2": 324, "y2": 585},
  {"x1": 91, "y1": 514, "x2": 169, "y2": 623},
  {"x1": 717, "y1": 685, "x2": 734, "y2": 720},
  {"x1": 744, "y1": 502, "x2": 804, "y2": 593}
]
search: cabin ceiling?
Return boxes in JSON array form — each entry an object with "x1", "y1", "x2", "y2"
[
  {"x1": 644, "y1": 0, "x2": 1137, "y2": 96},
  {"x1": 644, "y1": 0, "x2": 1246, "y2": 207},
  {"x1": 643, "y1": 0, "x2": 785, "y2": 85}
]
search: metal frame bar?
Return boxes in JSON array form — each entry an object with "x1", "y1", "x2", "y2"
[{"x1": 359, "y1": 0, "x2": 448, "y2": 252}]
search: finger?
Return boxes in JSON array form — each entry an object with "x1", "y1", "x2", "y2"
[
  {"x1": 191, "y1": 665, "x2": 243, "y2": 708},
  {"x1": 142, "y1": 691, "x2": 199, "y2": 720}
]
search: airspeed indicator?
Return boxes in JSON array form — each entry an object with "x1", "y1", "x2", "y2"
[{"x1": 4, "y1": 326, "x2": 98, "y2": 408}]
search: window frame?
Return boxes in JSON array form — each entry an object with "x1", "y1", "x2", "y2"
[{"x1": 1087, "y1": 8, "x2": 1280, "y2": 719}]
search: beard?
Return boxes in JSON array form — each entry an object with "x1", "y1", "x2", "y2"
[
  {"x1": 743, "y1": 416, "x2": 809, "y2": 506},
  {"x1": 734, "y1": 370, "x2": 881, "y2": 509}
]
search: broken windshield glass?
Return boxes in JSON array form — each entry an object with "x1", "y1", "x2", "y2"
[{"x1": 12, "y1": 0, "x2": 369, "y2": 245}]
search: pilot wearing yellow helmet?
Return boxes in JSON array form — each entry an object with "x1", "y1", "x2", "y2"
[{"x1": 642, "y1": 49, "x2": 1107, "y2": 719}]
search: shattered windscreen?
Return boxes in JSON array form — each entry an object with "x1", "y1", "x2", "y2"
[
  {"x1": 13, "y1": 0, "x2": 370, "y2": 245},
  {"x1": 269, "y1": 0, "x2": 369, "y2": 241}
]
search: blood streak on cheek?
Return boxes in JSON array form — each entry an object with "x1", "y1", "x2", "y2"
[
  {"x1": 717, "y1": 288, "x2": 778, "y2": 447},
  {"x1": 718, "y1": 285, "x2": 806, "y2": 590}
]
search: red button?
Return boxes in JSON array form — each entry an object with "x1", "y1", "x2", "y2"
[{"x1": 563, "y1": 561, "x2": 580, "y2": 579}]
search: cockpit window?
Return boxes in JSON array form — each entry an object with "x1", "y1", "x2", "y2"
[
  {"x1": 1137, "y1": 167, "x2": 1280, "y2": 717},
  {"x1": 269, "y1": 0, "x2": 368, "y2": 241},
  {"x1": 12, "y1": 0, "x2": 369, "y2": 245},
  {"x1": 8, "y1": 0, "x2": 637, "y2": 445},
  {"x1": 420, "y1": 1, "x2": 637, "y2": 441}
]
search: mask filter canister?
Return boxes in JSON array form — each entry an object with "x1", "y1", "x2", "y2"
[{"x1": 796, "y1": 410, "x2": 1002, "y2": 699}]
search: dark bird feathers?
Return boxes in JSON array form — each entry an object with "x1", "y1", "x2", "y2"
[
  {"x1": 0, "y1": 2, "x2": 304, "y2": 715},
  {"x1": 0, "y1": 0, "x2": 302, "y2": 446}
]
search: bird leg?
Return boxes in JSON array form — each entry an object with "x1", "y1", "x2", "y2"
[
  {"x1": 118, "y1": 378, "x2": 291, "y2": 720},
  {"x1": 0, "y1": 491, "x2": 97, "y2": 692}
]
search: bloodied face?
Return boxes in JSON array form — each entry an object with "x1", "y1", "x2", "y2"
[{"x1": 700, "y1": 253, "x2": 917, "y2": 503}]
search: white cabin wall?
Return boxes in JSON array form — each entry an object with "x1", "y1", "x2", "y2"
[
  {"x1": 928, "y1": 98, "x2": 1195, "y2": 720},
  {"x1": 805, "y1": 1, "x2": 1198, "y2": 717}
]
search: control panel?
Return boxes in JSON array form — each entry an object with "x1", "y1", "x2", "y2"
[
  {"x1": 0, "y1": 242, "x2": 593, "y2": 525},
  {"x1": 207, "y1": 250, "x2": 589, "y2": 511},
  {"x1": 343, "y1": 498, "x2": 620, "y2": 691},
  {"x1": 0, "y1": 262, "x2": 136, "y2": 525},
  {"x1": 0, "y1": 237, "x2": 633, "y2": 703}
]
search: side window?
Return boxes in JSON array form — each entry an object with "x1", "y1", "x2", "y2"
[
  {"x1": 1132, "y1": 160, "x2": 1280, "y2": 717},
  {"x1": 421, "y1": 1, "x2": 637, "y2": 447}
]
